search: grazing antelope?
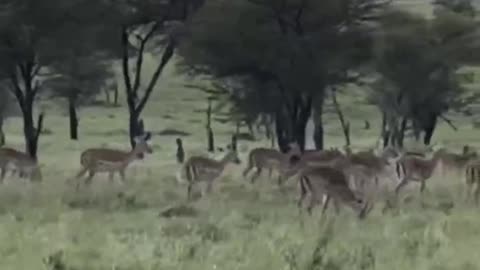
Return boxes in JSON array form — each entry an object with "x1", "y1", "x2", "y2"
[
  {"x1": 284, "y1": 152, "x2": 374, "y2": 217},
  {"x1": 394, "y1": 151, "x2": 442, "y2": 198},
  {"x1": 242, "y1": 142, "x2": 301, "y2": 185},
  {"x1": 74, "y1": 132, "x2": 153, "y2": 188},
  {"x1": 293, "y1": 161, "x2": 373, "y2": 219},
  {"x1": 465, "y1": 159, "x2": 480, "y2": 203},
  {"x1": 184, "y1": 148, "x2": 241, "y2": 200},
  {"x1": 0, "y1": 147, "x2": 42, "y2": 182}
]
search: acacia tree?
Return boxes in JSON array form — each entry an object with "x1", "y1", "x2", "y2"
[
  {"x1": 44, "y1": 56, "x2": 114, "y2": 140},
  {"x1": 0, "y1": 0, "x2": 70, "y2": 158},
  {"x1": 178, "y1": 0, "x2": 388, "y2": 151},
  {"x1": 98, "y1": 0, "x2": 204, "y2": 147},
  {"x1": 371, "y1": 5, "x2": 480, "y2": 147}
]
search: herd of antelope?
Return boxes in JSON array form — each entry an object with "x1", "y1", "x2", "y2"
[{"x1": 1, "y1": 131, "x2": 480, "y2": 220}]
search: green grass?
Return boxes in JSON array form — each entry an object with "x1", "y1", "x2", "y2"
[
  {"x1": 3, "y1": 18, "x2": 480, "y2": 269},
  {"x1": 1, "y1": 64, "x2": 480, "y2": 270}
]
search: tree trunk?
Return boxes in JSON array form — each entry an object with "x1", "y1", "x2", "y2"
[
  {"x1": 23, "y1": 107, "x2": 43, "y2": 160},
  {"x1": 235, "y1": 121, "x2": 240, "y2": 135},
  {"x1": 0, "y1": 117, "x2": 4, "y2": 147},
  {"x1": 128, "y1": 110, "x2": 143, "y2": 147},
  {"x1": 113, "y1": 84, "x2": 119, "y2": 106},
  {"x1": 231, "y1": 134, "x2": 237, "y2": 151},
  {"x1": 68, "y1": 96, "x2": 79, "y2": 140},
  {"x1": 330, "y1": 88, "x2": 350, "y2": 147},
  {"x1": 275, "y1": 95, "x2": 312, "y2": 152},
  {"x1": 176, "y1": 138, "x2": 185, "y2": 164},
  {"x1": 207, "y1": 127, "x2": 215, "y2": 152},
  {"x1": 264, "y1": 115, "x2": 272, "y2": 139},
  {"x1": 206, "y1": 98, "x2": 215, "y2": 152},
  {"x1": 423, "y1": 114, "x2": 437, "y2": 145},
  {"x1": 313, "y1": 101, "x2": 324, "y2": 150},
  {"x1": 397, "y1": 117, "x2": 408, "y2": 148},
  {"x1": 104, "y1": 88, "x2": 111, "y2": 105},
  {"x1": 275, "y1": 110, "x2": 290, "y2": 153},
  {"x1": 294, "y1": 97, "x2": 312, "y2": 151},
  {"x1": 381, "y1": 112, "x2": 389, "y2": 148}
]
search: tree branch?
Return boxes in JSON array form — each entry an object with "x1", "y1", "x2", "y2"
[
  {"x1": 440, "y1": 114, "x2": 458, "y2": 131},
  {"x1": 31, "y1": 63, "x2": 40, "y2": 78},
  {"x1": 132, "y1": 22, "x2": 159, "y2": 95},
  {"x1": 121, "y1": 26, "x2": 133, "y2": 95},
  {"x1": 7, "y1": 69, "x2": 26, "y2": 109},
  {"x1": 135, "y1": 39, "x2": 175, "y2": 115},
  {"x1": 34, "y1": 112, "x2": 44, "y2": 143}
]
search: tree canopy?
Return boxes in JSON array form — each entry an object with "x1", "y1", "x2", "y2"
[{"x1": 178, "y1": 0, "x2": 389, "y2": 151}]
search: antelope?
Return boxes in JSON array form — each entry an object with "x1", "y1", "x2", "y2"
[
  {"x1": 433, "y1": 146, "x2": 477, "y2": 177},
  {"x1": 285, "y1": 146, "x2": 401, "y2": 213},
  {"x1": 346, "y1": 148, "x2": 397, "y2": 182},
  {"x1": 465, "y1": 159, "x2": 480, "y2": 203},
  {"x1": 184, "y1": 148, "x2": 241, "y2": 200},
  {"x1": 394, "y1": 150, "x2": 442, "y2": 198},
  {"x1": 242, "y1": 142, "x2": 301, "y2": 185},
  {"x1": 74, "y1": 132, "x2": 153, "y2": 188},
  {"x1": 0, "y1": 147, "x2": 42, "y2": 182},
  {"x1": 290, "y1": 156, "x2": 373, "y2": 219}
]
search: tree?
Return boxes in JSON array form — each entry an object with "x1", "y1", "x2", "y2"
[
  {"x1": 370, "y1": 6, "x2": 480, "y2": 147},
  {"x1": 0, "y1": 0, "x2": 70, "y2": 159},
  {"x1": 177, "y1": 0, "x2": 389, "y2": 151},
  {"x1": 96, "y1": 0, "x2": 204, "y2": 147},
  {"x1": 44, "y1": 56, "x2": 114, "y2": 140}
]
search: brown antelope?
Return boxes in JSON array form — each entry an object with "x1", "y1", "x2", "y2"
[
  {"x1": 465, "y1": 159, "x2": 480, "y2": 203},
  {"x1": 242, "y1": 142, "x2": 301, "y2": 185},
  {"x1": 184, "y1": 148, "x2": 241, "y2": 200},
  {"x1": 433, "y1": 146, "x2": 477, "y2": 177},
  {"x1": 74, "y1": 132, "x2": 153, "y2": 188},
  {"x1": 291, "y1": 157, "x2": 373, "y2": 219},
  {"x1": 285, "y1": 145, "x2": 401, "y2": 213},
  {"x1": 394, "y1": 150, "x2": 442, "y2": 198},
  {"x1": 346, "y1": 147, "x2": 400, "y2": 183},
  {"x1": 0, "y1": 147, "x2": 42, "y2": 182}
]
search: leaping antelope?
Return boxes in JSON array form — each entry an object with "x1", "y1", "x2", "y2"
[
  {"x1": 184, "y1": 148, "x2": 241, "y2": 200},
  {"x1": 0, "y1": 147, "x2": 42, "y2": 182},
  {"x1": 74, "y1": 132, "x2": 153, "y2": 189}
]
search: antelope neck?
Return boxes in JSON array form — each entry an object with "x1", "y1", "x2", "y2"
[{"x1": 124, "y1": 146, "x2": 143, "y2": 164}]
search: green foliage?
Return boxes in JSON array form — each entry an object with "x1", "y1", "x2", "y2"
[
  {"x1": 178, "y1": 0, "x2": 388, "y2": 148},
  {"x1": 370, "y1": 7, "x2": 480, "y2": 134},
  {"x1": 44, "y1": 56, "x2": 115, "y2": 105}
]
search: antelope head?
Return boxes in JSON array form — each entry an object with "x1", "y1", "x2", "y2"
[{"x1": 134, "y1": 132, "x2": 154, "y2": 159}]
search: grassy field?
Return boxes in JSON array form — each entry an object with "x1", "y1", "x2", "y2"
[
  {"x1": 1, "y1": 54, "x2": 480, "y2": 270},
  {"x1": 3, "y1": 2, "x2": 480, "y2": 266}
]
